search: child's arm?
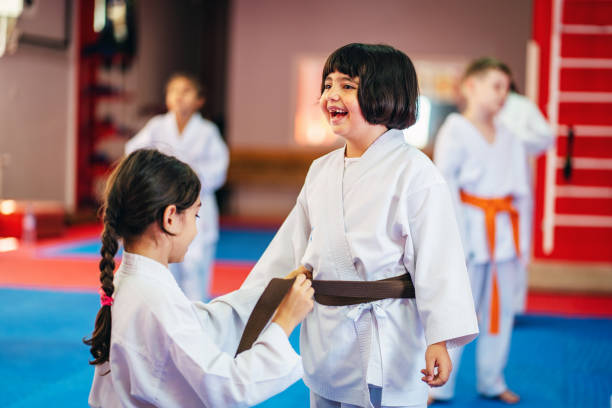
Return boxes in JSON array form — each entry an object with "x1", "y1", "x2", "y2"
[
  {"x1": 193, "y1": 184, "x2": 311, "y2": 348},
  {"x1": 433, "y1": 121, "x2": 470, "y2": 259},
  {"x1": 404, "y1": 177, "x2": 478, "y2": 349},
  {"x1": 504, "y1": 94, "x2": 555, "y2": 156},
  {"x1": 168, "y1": 304, "x2": 304, "y2": 406},
  {"x1": 420, "y1": 341, "x2": 452, "y2": 387},
  {"x1": 192, "y1": 265, "x2": 312, "y2": 353},
  {"x1": 271, "y1": 273, "x2": 315, "y2": 336},
  {"x1": 522, "y1": 100, "x2": 555, "y2": 155},
  {"x1": 191, "y1": 284, "x2": 269, "y2": 354},
  {"x1": 241, "y1": 184, "x2": 312, "y2": 290}
]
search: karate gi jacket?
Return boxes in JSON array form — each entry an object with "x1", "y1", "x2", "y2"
[
  {"x1": 88, "y1": 252, "x2": 302, "y2": 407},
  {"x1": 434, "y1": 113, "x2": 530, "y2": 265},
  {"x1": 236, "y1": 129, "x2": 479, "y2": 407}
]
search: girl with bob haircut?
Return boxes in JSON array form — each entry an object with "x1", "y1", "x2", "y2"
[
  {"x1": 84, "y1": 149, "x2": 314, "y2": 407},
  {"x1": 231, "y1": 43, "x2": 479, "y2": 408}
]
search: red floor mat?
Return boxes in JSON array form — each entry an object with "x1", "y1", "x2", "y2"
[
  {"x1": 527, "y1": 291, "x2": 612, "y2": 318},
  {"x1": 0, "y1": 248, "x2": 252, "y2": 296}
]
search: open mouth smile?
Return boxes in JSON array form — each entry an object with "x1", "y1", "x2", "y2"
[{"x1": 328, "y1": 106, "x2": 348, "y2": 120}]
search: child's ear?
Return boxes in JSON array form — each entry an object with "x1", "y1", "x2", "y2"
[
  {"x1": 163, "y1": 205, "x2": 181, "y2": 234},
  {"x1": 460, "y1": 77, "x2": 474, "y2": 98},
  {"x1": 196, "y1": 96, "x2": 205, "y2": 110}
]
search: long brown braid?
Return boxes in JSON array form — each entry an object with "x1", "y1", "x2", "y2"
[{"x1": 83, "y1": 149, "x2": 201, "y2": 366}]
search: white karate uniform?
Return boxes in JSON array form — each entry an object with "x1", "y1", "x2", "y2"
[
  {"x1": 498, "y1": 93, "x2": 555, "y2": 313},
  {"x1": 233, "y1": 130, "x2": 479, "y2": 408},
  {"x1": 431, "y1": 113, "x2": 530, "y2": 399},
  {"x1": 310, "y1": 386, "x2": 425, "y2": 408},
  {"x1": 125, "y1": 112, "x2": 229, "y2": 300},
  {"x1": 88, "y1": 252, "x2": 302, "y2": 408}
]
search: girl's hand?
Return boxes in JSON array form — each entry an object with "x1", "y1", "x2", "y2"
[
  {"x1": 272, "y1": 274, "x2": 315, "y2": 336},
  {"x1": 284, "y1": 265, "x2": 312, "y2": 281},
  {"x1": 420, "y1": 341, "x2": 452, "y2": 387}
]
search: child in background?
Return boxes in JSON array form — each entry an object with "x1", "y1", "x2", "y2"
[
  {"x1": 125, "y1": 73, "x2": 228, "y2": 301},
  {"x1": 231, "y1": 43, "x2": 479, "y2": 408},
  {"x1": 498, "y1": 82, "x2": 555, "y2": 314},
  {"x1": 85, "y1": 149, "x2": 313, "y2": 407},
  {"x1": 430, "y1": 57, "x2": 528, "y2": 404}
]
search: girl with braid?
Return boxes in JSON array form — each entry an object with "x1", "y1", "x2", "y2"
[{"x1": 84, "y1": 149, "x2": 313, "y2": 407}]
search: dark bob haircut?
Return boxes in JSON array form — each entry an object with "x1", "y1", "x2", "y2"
[
  {"x1": 321, "y1": 43, "x2": 419, "y2": 129},
  {"x1": 462, "y1": 57, "x2": 512, "y2": 82}
]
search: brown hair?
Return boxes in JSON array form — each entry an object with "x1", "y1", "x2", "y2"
[
  {"x1": 461, "y1": 57, "x2": 512, "y2": 83},
  {"x1": 166, "y1": 72, "x2": 206, "y2": 98},
  {"x1": 321, "y1": 43, "x2": 419, "y2": 129},
  {"x1": 83, "y1": 149, "x2": 201, "y2": 366}
]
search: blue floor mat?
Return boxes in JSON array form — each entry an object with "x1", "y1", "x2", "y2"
[
  {"x1": 1, "y1": 288, "x2": 611, "y2": 408},
  {"x1": 38, "y1": 228, "x2": 277, "y2": 263},
  {"x1": 0, "y1": 289, "x2": 99, "y2": 408}
]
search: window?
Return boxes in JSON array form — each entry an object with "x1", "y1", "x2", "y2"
[{"x1": 403, "y1": 95, "x2": 431, "y2": 149}]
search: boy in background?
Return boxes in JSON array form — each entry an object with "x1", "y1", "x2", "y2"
[{"x1": 430, "y1": 58, "x2": 528, "y2": 404}]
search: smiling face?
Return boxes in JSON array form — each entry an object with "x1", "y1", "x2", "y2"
[{"x1": 319, "y1": 71, "x2": 373, "y2": 142}]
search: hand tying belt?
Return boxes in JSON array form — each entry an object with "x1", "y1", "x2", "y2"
[
  {"x1": 460, "y1": 189, "x2": 521, "y2": 335},
  {"x1": 235, "y1": 273, "x2": 415, "y2": 356}
]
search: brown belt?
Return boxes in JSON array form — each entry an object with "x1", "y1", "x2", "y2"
[{"x1": 235, "y1": 273, "x2": 415, "y2": 356}]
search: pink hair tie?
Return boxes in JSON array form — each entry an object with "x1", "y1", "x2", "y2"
[{"x1": 98, "y1": 287, "x2": 114, "y2": 307}]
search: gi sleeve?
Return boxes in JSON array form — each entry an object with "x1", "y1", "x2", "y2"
[
  {"x1": 514, "y1": 97, "x2": 555, "y2": 156},
  {"x1": 125, "y1": 119, "x2": 155, "y2": 154},
  {"x1": 404, "y1": 181, "x2": 479, "y2": 349},
  {"x1": 191, "y1": 285, "x2": 265, "y2": 354},
  {"x1": 433, "y1": 121, "x2": 471, "y2": 260},
  {"x1": 168, "y1": 319, "x2": 302, "y2": 407},
  {"x1": 240, "y1": 184, "x2": 311, "y2": 290}
]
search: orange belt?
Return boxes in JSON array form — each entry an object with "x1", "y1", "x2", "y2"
[{"x1": 460, "y1": 190, "x2": 520, "y2": 335}]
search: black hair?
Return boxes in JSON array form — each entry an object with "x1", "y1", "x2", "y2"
[
  {"x1": 321, "y1": 43, "x2": 419, "y2": 129},
  {"x1": 83, "y1": 149, "x2": 201, "y2": 366},
  {"x1": 462, "y1": 57, "x2": 512, "y2": 82}
]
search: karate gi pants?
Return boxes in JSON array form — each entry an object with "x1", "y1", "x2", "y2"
[
  {"x1": 514, "y1": 196, "x2": 532, "y2": 314},
  {"x1": 430, "y1": 258, "x2": 518, "y2": 399}
]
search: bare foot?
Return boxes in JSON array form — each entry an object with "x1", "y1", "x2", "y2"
[
  {"x1": 498, "y1": 389, "x2": 520, "y2": 404},
  {"x1": 427, "y1": 395, "x2": 435, "y2": 405}
]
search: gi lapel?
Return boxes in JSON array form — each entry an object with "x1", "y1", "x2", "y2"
[
  {"x1": 322, "y1": 148, "x2": 373, "y2": 408},
  {"x1": 342, "y1": 129, "x2": 405, "y2": 189},
  {"x1": 324, "y1": 130, "x2": 405, "y2": 281},
  {"x1": 324, "y1": 148, "x2": 358, "y2": 281},
  {"x1": 320, "y1": 130, "x2": 407, "y2": 408}
]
